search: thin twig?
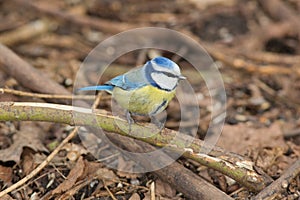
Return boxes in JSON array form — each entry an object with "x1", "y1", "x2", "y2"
[
  {"x1": 0, "y1": 88, "x2": 111, "y2": 100},
  {"x1": 150, "y1": 181, "x2": 155, "y2": 200},
  {"x1": 92, "y1": 92, "x2": 104, "y2": 110},
  {"x1": 103, "y1": 181, "x2": 117, "y2": 200}
]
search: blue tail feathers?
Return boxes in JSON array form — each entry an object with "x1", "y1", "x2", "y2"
[{"x1": 78, "y1": 85, "x2": 114, "y2": 91}]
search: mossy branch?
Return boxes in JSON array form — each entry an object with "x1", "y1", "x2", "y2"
[{"x1": 0, "y1": 102, "x2": 272, "y2": 192}]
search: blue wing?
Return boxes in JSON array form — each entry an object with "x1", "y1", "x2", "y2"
[
  {"x1": 79, "y1": 66, "x2": 148, "y2": 92},
  {"x1": 106, "y1": 66, "x2": 148, "y2": 90}
]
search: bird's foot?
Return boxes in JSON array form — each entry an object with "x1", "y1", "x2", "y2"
[
  {"x1": 126, "y1": 111, "x2": 135, "y2": 133},
  {"x1": 150, "y1": 116, "x2": 165, "y2": 130}
]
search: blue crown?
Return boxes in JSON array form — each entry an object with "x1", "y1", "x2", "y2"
[{"x1": 152, "y1": 57, "x2": 173, "y2": 69}]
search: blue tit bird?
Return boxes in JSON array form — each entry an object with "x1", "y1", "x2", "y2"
[{"x1": 79, "y1": 56, "x2": 186, "y2": 126}]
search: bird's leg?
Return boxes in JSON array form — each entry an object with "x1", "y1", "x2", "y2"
[
  {"x1": 125, "y1": 110, "x2": 134, "y2": 132},
  {"x1": 150, "y1": 115, "x2": 164, "y2": 130}
]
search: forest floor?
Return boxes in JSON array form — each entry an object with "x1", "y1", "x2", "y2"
[{"x1": 0, "y1": 0, "x2": 299, "y2": 199}]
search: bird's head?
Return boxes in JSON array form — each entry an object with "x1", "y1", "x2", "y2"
[{"x1": 145, "y1": 57, "x2": 186, "y2": 91}]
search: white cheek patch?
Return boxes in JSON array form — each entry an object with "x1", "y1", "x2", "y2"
[{"x1": 151, "y1": 72, "x2": 178, "y2": 90}]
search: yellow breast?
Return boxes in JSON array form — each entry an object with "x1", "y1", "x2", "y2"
[{"x1": 112, "y1": 85, "x2": 176, "y2": 115}]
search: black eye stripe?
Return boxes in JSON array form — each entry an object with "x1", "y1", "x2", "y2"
[
  {"x1": 151, "y1": 71, "x2": 179, "y2": 79},
  {"x1": 161, "y1": 71, "x2": 178, "y2": 78}
]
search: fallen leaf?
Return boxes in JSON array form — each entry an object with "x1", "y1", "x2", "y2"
[
  {"x1": 82, "y1": 160, "x2": 118, "y2": 186},
  {"x1": 81, "y1": 160, "x2": 104, "y2": 179},
  {"x1": 21, "y1": 148, "x2": 36, "y2": 175},
  {"x1": 0, "y1": 122, "x2": 48, "y2": 162},
  {"x1": 95, "y1": 168, "x2": 118, "y2": 186},
  {"x1": 52, "y1": 156, "x2": 85, "y2": 194},
  {"x1": 0, "y1": 165, "x2": 13, "y2": 183}
]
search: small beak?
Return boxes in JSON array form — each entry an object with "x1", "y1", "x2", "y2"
[{"x1": 178, "y1": 75, "x2": 186, "y2": 80}]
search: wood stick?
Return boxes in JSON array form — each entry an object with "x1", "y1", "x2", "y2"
[
  {"x1": 0, "y1": 44, "x2": 69, "y2": 103},
  {"x1": 0, "y1": 102, "x2": 273, "y2": 192},
  {"x1": 254, "y1": 159, "x2": 300, "y2": 200}
]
